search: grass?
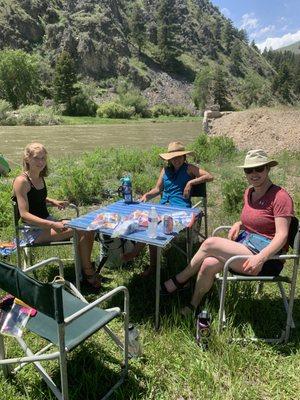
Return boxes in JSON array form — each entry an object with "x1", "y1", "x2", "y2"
[
  {"x1": 0, "y1": 138, "x2": 299, "y2": 399},
  {"x1": 60, "y1": 115, "x2": 202, "y2": 125}
]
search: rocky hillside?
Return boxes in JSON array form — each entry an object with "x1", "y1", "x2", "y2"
[{"x1": 0, "y1": 0, "x2": 276, "y2": 108}]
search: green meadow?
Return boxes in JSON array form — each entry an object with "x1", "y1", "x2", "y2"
[{"x1": 0, "y1": 135, "x2": 299, "y2": 399}]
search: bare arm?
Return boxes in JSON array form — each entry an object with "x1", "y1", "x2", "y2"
[
  {"x1": 183, "y1": 164, "x2": 214, "y2": 198},
  {"x1": 243, "y1": 216, "x2": 291, "y2": 275},
  {"x1": 13, "y1": 176, "x2": 65, "y2": 231},
  {"x1": 46, "y1": 197, "x2": 69, "y2": 209},
  {"x1": 140, "y1": 169, "x2": 164, "y2": 202}
]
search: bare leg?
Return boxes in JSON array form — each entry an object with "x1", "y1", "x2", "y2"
[
  {"x1": 164, "y1": 236, "x2": 253, "y2": 293},
  {"x1": 180, "y1": 257, "x2": 222, "y2": 316},
  {"x1": 122, "y1": 242, "x2": 145, "y2": 262},
  {"x1": 35, "y1": 227, "x2": 100, "y2": 288}
]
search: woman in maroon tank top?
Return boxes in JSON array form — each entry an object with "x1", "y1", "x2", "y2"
[
  {"x1": 13, "y1": 143, "x2": 101, "y2": 292},
  {"x1": 161, "y1": 149, "x2": 294, "y2": 316}
]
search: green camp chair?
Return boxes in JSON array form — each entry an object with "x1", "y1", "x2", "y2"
[
  {"x1": 215, "y1": 216, "x2": 300, "y2": 343},
  {"x1": 0, "y1": 257, "x2": 129, "y2": 400},
  {"x1": 12, "y1": 200, "x2": 79, "y2": 270}
]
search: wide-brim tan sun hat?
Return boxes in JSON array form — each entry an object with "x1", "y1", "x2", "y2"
[
  {"x1": 237, "y1": 149, "x2": 278, "y2": 168},
  {"x1": 159, "y1": 141, "x2": 194, "y2": 161}
]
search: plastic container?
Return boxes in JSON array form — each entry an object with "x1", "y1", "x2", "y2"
[
  {"x1": 121, "y1": 176, "x2": 133, "y2": 204},
  {"x1": 147, "y1": 207, "x2": 158, "y2": 238},
  {"x1": 128, "y1": 324, "x2": 141, "y2": 358},
  {"x1": 196, "y1": 310, "x2": 211, "y2": 349}
]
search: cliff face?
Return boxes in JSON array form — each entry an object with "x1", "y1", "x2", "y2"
[{"x1": 0, "y1": 0, "x2": 275, "y2": 108}]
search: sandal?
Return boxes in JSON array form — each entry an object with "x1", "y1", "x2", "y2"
[
  {"x1": 160, "y1": 275, "x2": 189, "y2": 295},
  {"x1": 139, "y1": 265, "x2": 156, "y2": 278},
  {"x1": 180, "y1": 303, "x2": 196, "y2": 317},
  {"x1": 82, "y1": 264, "x2": 102, "y2": 293}
]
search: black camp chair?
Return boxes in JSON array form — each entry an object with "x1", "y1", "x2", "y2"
[
  {"x1": 0, "y1": 258, "x2": 129, "y2": 399},
  {"x1": 215, "y1": 216, "x2": 300, "y2": 343},
  {"x1": 191, "y1": 182, "x2": 208, "y2": 240}
]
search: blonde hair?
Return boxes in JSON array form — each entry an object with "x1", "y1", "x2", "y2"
[{"x1": 22, "y1": 143, "x2": 49, "y2": 177}]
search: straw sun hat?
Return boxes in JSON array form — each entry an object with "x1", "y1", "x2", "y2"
[
  {"x1": 159, "y1": 141, "x2": 194, "y2": 161},
  {"x1": 237, "y1": 149, "x2": 278, "y2": 169}
]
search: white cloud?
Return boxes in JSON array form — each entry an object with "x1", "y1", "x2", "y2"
[
  {"x1": 257, "y1": 30, "x2": 300, "y2": 50},
  {"x1": 240, "y1": 13, "x2": 258, "y2": 30},
  {"x1": 250, "y1": 25, "x2": 275, "y2": 39},
  {"x1": 221, "y1": 7, "x2": 231, "y2": 18}
]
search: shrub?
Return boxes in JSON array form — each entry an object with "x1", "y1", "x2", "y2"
[
  {"x1": 0, "y1": 180, "x2": 12, "y2": 227},
  {"x1": 192, "y1": 134, "x2": 237, "y2": 163},
  {"x1": 97, "y1": 102, "x2": 135, "y2": 119},
  {"x1": 117, "y1": 84, "x2": 148, "y2": 116},
  {"x1": 222, "y1": 176, "x2": 247, "y2": 216},
  {"x1": 0, "y1": 100, "x2": 12, "y2": 122},
  {"x1": 150, "y1": 103, "x2": 172, "y2": 117},
  {"x1": 65, "y1": 93, "x2": 97, "y2": 116},
  {"x1": 170, "y1": 104, "x2": 191, "y2": 117},
  {"x1": 8, "y1": 105, "x2": 61, "y2": 126}
]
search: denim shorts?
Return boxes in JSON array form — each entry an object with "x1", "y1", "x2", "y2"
[
  {"x1": 22, "y1": 216, "x2": 56, "y2": 245},
  {"x1": 236, "y1": 230, "x2": 283, "y2": 276}
]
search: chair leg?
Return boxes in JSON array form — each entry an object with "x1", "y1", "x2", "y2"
[
  {"x1": 0, "y1": 335, "x2": 10, "y2": 378},
  {"x1": 255, "y1": 282, "x2": 264, "y2": 295},
  {"x1": 58, "y1": 326, "x2": 69, "y2": 400},
  {"x1": 23, "y1": 247, "x2": 33, "y2": 269}
]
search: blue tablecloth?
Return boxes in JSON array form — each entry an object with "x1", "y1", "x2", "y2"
[{"x1": 67, "y1": 200, "x2": 201, "y2": 248}]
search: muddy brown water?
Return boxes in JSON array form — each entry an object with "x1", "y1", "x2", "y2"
[{"x1": 0, "y1": 121, "x2": 201, "y2": 164}]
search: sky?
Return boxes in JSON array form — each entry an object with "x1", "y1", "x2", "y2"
[{"x1": 212, "y1": 0, "x2": 300, "y2": 50}]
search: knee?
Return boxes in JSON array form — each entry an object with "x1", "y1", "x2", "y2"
[
  {"x1": 199, "y1": 257, "x2": 219, "y2": 277},
  {"x1": 200, "y1": 237, "x2": 219, "y2": 253}
]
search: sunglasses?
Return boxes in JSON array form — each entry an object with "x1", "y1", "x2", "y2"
[{"x1": 244, "y1": 165, "x2": 266, "y2": 174}]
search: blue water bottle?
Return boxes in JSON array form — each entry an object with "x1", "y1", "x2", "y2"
[{"x1": 121, "y1": 176, "x2": 133, "y2": 204}]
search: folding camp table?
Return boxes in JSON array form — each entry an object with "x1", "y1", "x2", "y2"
[{"x1": 67, "y1": 200, "x2": 201, "y2": 329}]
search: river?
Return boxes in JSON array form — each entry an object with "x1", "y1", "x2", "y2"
[{"x1": 0, "y1": 121, "x2": 201, "y2": 164}]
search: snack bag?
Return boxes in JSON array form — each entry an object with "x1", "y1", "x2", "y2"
[
  {"x1": 111, "y1": 220, "x2": 140, "y2": 238},
  {"x1": 171, "y1": 211, "x2": 197, "y2": 233},
  {"x1": 87, "y1": 212, "x2": 120, "y2": 230},
  {"x1": 128, "y1": 210, "x2": 149, "y2": 227}
]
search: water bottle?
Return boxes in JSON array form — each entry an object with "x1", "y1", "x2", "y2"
[
  {"x1": 121, "y1": 176, "x2": 133, "y2": 204},
  {"x1": 128, "y1": 324, "x2": 141, "y2": 358},
  {"x1": 147, "y1": 207, "x2": 158, "y2": 238},
  {"x1": 196, "y1": 310, "x2": 211, "y2": 349}
]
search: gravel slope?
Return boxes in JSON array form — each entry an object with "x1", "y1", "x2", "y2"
[{"x1": 209, "y1": 107, "x2": 300, "y2": 154}]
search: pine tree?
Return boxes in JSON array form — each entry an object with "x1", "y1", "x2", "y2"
[
  {"x1": 129, "y1": 4, "x2": 147, "y2": 53},
  {"x1": 211, "y1": 67, "x2": 230, "y2": 110},
  {"x1": 156, "y1": 0, "x2": 181, "y2": 69},
  {"x1": 53, "y1": 51, "x2": 78, "y2": 106}
]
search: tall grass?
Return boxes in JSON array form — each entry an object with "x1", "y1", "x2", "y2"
[{"x1": 0, "y1": 136, "x2": 299, "y2": 399}]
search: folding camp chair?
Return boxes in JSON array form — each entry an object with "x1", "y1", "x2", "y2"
[
  {"x1": 0, "y1": 257, "x2": 129, "y2": 400},
  {"x1": 191, "y1": 182, "x2": 208, "y2": 240},
  {"x1": 215, "y1": 216, "x2": 300, "y2": 343},
  {"x1": 12, "y1": 201, "x2": 79, "y2": 269}
]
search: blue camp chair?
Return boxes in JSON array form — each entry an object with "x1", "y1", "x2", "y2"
[{"x1": 0, "y1": 257, "x2": 129, "y2": 399}]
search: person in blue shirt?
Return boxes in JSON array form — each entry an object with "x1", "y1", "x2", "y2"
[{"x1": 123, "y1": 141, "x2": 213, "y2": 276}]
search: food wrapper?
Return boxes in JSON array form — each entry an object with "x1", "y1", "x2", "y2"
[
  {"x1": 126, "y1": 210, "x2": 162, "y2": 227},
  {"x1": 87, "y1": 212, "x2": 120, "y2": 230},
  {"x1": 111, "y1": 220, "x2": 140, "y2": 238},
  {"x1": 171, "y1": 211, "x2": 197, "y2": 233},
  {"x1": 0, "y1": 298, "x2": 36, "y2": 337}
]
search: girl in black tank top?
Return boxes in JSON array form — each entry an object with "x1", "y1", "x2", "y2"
[{"x1": 19, "y1": 173, "x2": 49, "y2": 219}]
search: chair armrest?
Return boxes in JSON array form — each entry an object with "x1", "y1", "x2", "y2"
[
  {"x1": 64, "y1": 286, "x2": 129, "y2": 325},
  {"x1": 212, "y1": 225, "x2": 232, "y2": 236},
  {"x1": 47, "y1": 203, "x2": 80, "y2": 217},
  {"x1": 23, "y1": 257, "x2": 64, "y2": 277},
  {"x1": 222, "y1": 253, "x2": 299, "y2": 277}
]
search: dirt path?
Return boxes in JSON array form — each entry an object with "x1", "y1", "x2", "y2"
[{"x1": 209, "y1": 107, "x2": 300, "y2": 154}]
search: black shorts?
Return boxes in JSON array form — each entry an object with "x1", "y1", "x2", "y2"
[{"x1": 229, "y1": 259, "x2": 283, "y2": 277}]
